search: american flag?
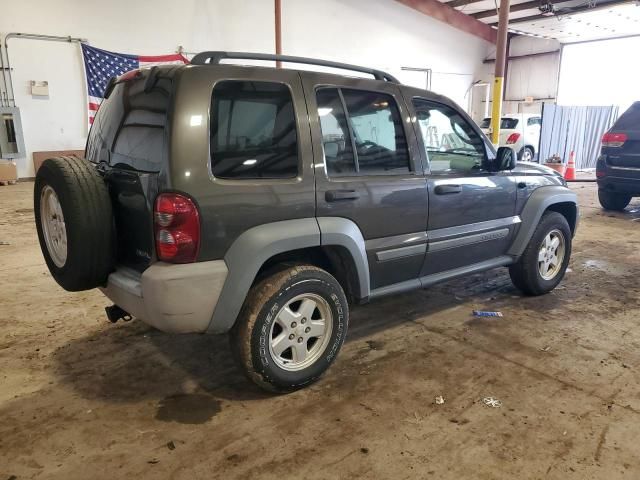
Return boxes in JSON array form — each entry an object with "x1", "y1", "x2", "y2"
[{"x1": 81, "y1": 44, "x2": 188, "y2": 125}]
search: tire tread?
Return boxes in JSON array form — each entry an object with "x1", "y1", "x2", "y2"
[
  {"x1": 34, "y1": 156, "x2": 114, "y2": 291},
  {"x1": 509, "y1": 211, "x2": 571, "y2": 296},
  {"x1": 230, "y1": 264, "x2": 347, "y2": 392}
]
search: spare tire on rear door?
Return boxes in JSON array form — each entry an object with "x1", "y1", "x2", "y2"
[{"x1": 34, "y1": 156, "x2": 115, "y2": 291}]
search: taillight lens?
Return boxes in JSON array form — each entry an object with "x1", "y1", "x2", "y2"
[
  {"x1": 506, "y1": 133, "x2": 521, "y2": 144},
  {"x1": 154, "y1": 193, "x2": 200, "y2": 263},
  {"x1": 602, "y1": 132, "x2": 627, "y2": 148}
]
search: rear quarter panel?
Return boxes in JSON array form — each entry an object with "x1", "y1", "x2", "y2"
[{"x1": 167, "y1": 65, "x2": 316, "y2": 261}]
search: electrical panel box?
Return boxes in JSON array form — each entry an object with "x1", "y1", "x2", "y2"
[{"x1": 0, "y1": 107, "x2": 26, "y2": 160}]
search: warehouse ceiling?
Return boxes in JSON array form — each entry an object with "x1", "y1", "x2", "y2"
[{"x1": 442, "y1": 0, "x2": 640, "y2": 42}]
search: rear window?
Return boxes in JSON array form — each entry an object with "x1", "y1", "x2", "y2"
[
  {"x1": 86, "y1": 72, "x2": 172, "y2": 172},
  {"x1": 481, "y1": 118, "x2": 519, "y2": 129},
  {"x1": 613, "y1": 102, "x2": 640, "y2": 130},
  {"x1": 210, "y1": 80, "x2": 298, "y2": 179}
]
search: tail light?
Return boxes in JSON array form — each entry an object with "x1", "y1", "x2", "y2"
[
  {"x1": 596, "y1": 169, "x2": 606, "y2": 178},
  {"x1": 506, "y1": 133, "x2": 521, "y2": 144},
  {"x1": 154, "y1": 193, "x2": 200, "y2": 263},
  {"x1": 602, "y1": 132, "x2": 627, "y2": 148}
]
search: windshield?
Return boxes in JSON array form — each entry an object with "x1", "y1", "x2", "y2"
[{"x1": 481, "y1": 118, "x2": 519, "y2": 129}]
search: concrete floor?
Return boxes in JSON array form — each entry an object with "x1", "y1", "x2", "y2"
[{"x1": 1, "y1": 180, "x2": 639, "y2": 480}]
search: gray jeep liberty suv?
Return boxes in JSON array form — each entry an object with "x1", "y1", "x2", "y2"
[{"x1": 34, "y1": 52, "x2": 578, "y2": 392}]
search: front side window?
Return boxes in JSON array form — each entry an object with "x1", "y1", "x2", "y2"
[
  {"x1": 210, "y1": 81, "x2": 298, "y2": 179},
  {"x1": 316, "y1": 88, "x2": 410, "y2": 176},
  {"x1": 414, "y1": 99, "x2": 486, "y2": 173}
]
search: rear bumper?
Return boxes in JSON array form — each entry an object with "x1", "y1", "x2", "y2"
[
  {"x1": 597, "y1": 173, "x2": 640, "y2": 195},
  {"x1": 100, "y1": 260, "x2": 228, "y2": 333},
  {"x1": 597, "y1": 155, "x2": 640, "y2": 195}
]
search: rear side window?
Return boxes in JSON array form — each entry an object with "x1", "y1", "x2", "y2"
[
  {"x1": 316, "y1": 87, "x2": 410, "y2": 176},
  {"x1": 613, "y1": 102, "x2": 640, "y2": 130},
  {"x1": 210, "y1": 81, "x2": 298, "y2": 179},
  {"x1": 527, "y1": 117, "x2": 541, "y2": 126}
]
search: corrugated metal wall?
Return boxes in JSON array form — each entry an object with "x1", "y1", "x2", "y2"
[{"x1": 539, "y1": 104, "x2": 619, "y2": 169}]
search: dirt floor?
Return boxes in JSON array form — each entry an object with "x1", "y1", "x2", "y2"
[{"x1": 1, "y1": 179, "x2": 640, "y2": 480}]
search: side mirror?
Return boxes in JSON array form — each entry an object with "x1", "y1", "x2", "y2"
[{"x1": 496, "y1": 146, "x2": 517, "y2": 171}]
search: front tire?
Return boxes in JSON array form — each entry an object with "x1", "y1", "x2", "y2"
[
  {"x1": 598, "y1": 189, "x2": 631, "y2": 211},
  {"x1": 509, "y1": 211, "x2": 572, "y2": 296},
  {"x1": 231, "y1": 265, "x2": 349, "y2": 392}
]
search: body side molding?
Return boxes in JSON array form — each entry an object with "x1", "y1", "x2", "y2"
[
  {"x1": 369, "y1": 255, "x2": 514, "y2": 300},
  {"x1": 428, "y1": 215, "x2": 521, "y2": 241}
]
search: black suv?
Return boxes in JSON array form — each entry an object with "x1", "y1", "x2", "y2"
[
  {"x1": 597, "y1": 102, "x2": 640, "y2": 210},
  {"x1": 34, "y1": 52, "x2": 578, "y2": 392}
]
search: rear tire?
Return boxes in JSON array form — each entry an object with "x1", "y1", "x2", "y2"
[
  {"x1": 509, "y1": 211, "x2": 572, "y2": 296},
  {"x1": 519, "y1": 146, "x2": 534, "y2": 162},
  {"x1": 34, "y1": 156, "x2": 114, "y2": 291},
  {"x1": 598, "y1": 189, "x2": 631, "y2": 211},
  {"x1": 230, "y1": 265, "x2": 348, "y2": 392}
]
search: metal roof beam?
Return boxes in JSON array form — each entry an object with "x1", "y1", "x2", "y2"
[
  {"x1": 473, "y1": 0, "x2": 543, "y2": 19},
  {"x1": 395, "y1": 0, "x2": 498, "y2": 43},
  {"x1": 473, "y1": 0, "x2": 586, "y2": 19},
  {"x1": 489, "y1": 0, "x2": 634, "y2": 25},
  {"x1": 446, "y1": 0, "x2": 488, "y2": 8}
]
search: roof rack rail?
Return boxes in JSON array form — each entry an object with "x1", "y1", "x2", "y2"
[{"x1": 190, "y1": 51, "x2": 400, "y2": 83}]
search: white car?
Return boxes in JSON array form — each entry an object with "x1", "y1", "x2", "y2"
[{"x1": 480, "y1": 113, "x2": 541, "y2": 162}]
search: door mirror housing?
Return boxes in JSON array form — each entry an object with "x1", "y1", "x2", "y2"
[{"x1": 495, "y1": 146, "x2": 517, "y2": 171}]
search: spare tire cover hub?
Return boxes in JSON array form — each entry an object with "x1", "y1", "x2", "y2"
[{"x1": 40, "y1": 185, "x2": 68, "y2": 268}]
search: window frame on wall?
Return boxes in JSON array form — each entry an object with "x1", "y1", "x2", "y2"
[
  {"x1": 412, "y1": 97, "x2": 490, "y2": 176},
  {"x1": 209, "y1": 79, "x2": 301, "y2": 181},
  {"x1": 315, "y1": 86, "x2": 412, "y2": 178}
]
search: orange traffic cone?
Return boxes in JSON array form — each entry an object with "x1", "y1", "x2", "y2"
[{"x1": 565, "y1": 151, "x2": 576, "y2": 181}]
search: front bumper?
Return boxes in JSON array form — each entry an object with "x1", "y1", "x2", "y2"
[{"x1": 100, "y1": 260, "x2": 228, "y2": 333}]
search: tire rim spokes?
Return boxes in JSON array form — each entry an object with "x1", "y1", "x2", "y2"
[
  {"x1": 538, "y1": 229, "x2": 565, "y2": 281},
  {"x1": 40, "y1": 185, "x2": 67, "y2": 268},
  {"x1": 269, "y1": 293, "x2": 333, "y2": 371}
]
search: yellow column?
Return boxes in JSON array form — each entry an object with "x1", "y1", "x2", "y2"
[
  {"x1": 490, "y1": 0, "x2": 511, "y2": 146},
  {"x1": 490, "y1": 76, "x2": 504, "y2": 145}
]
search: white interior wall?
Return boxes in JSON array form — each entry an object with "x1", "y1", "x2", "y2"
[
  {"x1": 473, "y1": 36, "x2": 560, "y2": 122},
  {"x1": 1, "y1": 0, "x2": 490, "y2": 178},
  {"x1": 1, "y1": 0, "x2": 274, "y2": 178}
]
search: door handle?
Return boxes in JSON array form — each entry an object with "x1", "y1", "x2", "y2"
[
  {"x1": 434, "y1": 184, "x2": 462, "y2": 195},
  {"x1": 517, "y1": 182, "x2": 528, "y2": 189},
  {"x1": 325, "y1": 189, "x2": 360, "y2": 202}
]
